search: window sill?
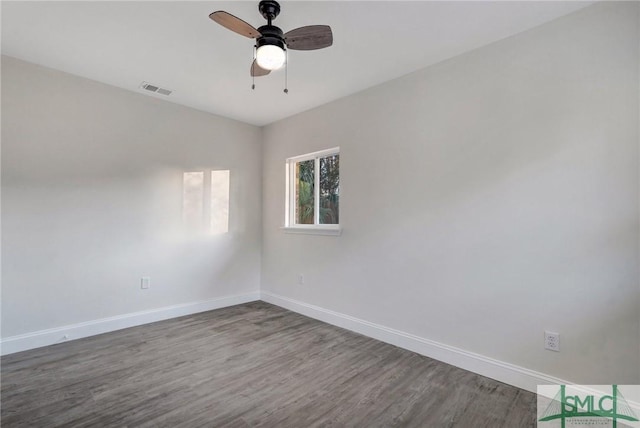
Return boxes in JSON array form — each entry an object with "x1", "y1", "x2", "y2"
[{"x1": 281, "y1": 226, "x2": 342, "y2": 236}]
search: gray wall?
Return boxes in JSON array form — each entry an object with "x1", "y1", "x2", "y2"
[
  {"x1": 261, "y1": 2, "x2": 640, "y2": 384},
  {"x1": 2, "y1": 56, "x2": 262, "y2": 337}
]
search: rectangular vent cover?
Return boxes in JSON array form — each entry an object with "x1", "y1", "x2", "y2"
[{"x1": 140, "y1": 81, "x2": 172, "y2": 96}]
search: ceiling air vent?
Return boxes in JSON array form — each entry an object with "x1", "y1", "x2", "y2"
[{"x1": 139, "y1": 81, "x2": 173, "y2": 96}]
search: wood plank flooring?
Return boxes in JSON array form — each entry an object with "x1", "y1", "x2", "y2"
[{"x1": 1, "y1": 301, "x2": 536, "y2": 427}]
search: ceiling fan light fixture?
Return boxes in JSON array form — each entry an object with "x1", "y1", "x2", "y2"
[{"x1": 256, "y1": 44, "x2": 286, "y2": 70}]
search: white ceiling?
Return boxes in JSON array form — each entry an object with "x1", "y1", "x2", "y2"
[{"x1": 2, "y1": 1, "x2": 593, "y2": 126}]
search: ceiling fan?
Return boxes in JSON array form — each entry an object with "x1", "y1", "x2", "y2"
[{"x1": 209, "y1": 0, "x2": 333, "y2": 80}]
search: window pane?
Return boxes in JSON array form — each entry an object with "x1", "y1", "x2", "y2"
[
  {"x1": 295, "y1": 160, "x2": 315, "y2": 224},
  {"x1": 183, "y1": 171, "x2": 204, "y2": 230},
  {"x1": 211, "y1": 170, "x2": 230, "y2": 234},
  {"x1": 320, "y1": 154, "x2": 339, "y2": 224}
]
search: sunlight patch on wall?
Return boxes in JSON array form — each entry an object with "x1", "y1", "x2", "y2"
[
  {"x1": 210, "y1": 170, "x2": 230, "y2": 235},
  {"x1": 183, "y1": 170, "x2": 230, "y2": 235},
  {"x1": 183, "y1": 171, "x2": 204, "y2": 230}
]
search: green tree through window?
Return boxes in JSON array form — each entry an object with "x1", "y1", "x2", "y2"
[
  {"x1": 295, "y1": 160, "x2": 315, "y2": 224},
  {"x1": 319, "y1": 154, "x2": 339, "y2": 224}
]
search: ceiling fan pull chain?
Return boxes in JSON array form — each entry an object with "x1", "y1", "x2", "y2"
[
  {"x1": 283, "y1": 50, "x2": 289, "y2": 94},
  {"x1": 252, "y1": 45, "x2": 257, "y2": 90}
]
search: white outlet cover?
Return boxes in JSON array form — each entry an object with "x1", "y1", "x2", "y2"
[
  {"x1": 141, "y1": 277, "x2": 151, "y2": 289},
  {"x1": 544, "y1": 331, "x2": 560, "y2": 352}
]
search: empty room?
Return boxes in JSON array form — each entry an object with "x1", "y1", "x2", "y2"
[{"x1": 2, "y1": 1, "x2": 639, "y2": 427}]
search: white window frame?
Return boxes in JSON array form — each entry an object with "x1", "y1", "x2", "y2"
[{"x1": 283, "y1": 147, "x2": 341, "y2": 236}]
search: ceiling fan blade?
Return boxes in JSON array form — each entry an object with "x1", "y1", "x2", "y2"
[
  {"x1": 284, "y1": 25, "x2": 333, "y2": 50},
  {"x1": 209, "y1": 11, "x2": 261, "y2": 39},
  {"x1": 251, "y1": 60, "x2": 271, "y2": 77}
]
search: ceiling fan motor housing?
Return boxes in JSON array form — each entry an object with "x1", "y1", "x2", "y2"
[{"x1": 256, "y1": 25, "x2": 285, "y2": 51}]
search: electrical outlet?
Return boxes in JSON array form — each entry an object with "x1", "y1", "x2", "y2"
[
  {"x1": 141, "y1": 277, "x2": 151, "y2": 289},
  {"x1": 297, "y1": 274, "x2": 304, "y2": 285},
  {"x1": 545, "y1": 331, "x2": 560, "y2": 352}
]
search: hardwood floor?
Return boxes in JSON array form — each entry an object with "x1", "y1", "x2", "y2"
[{"x1": 1, "y1": 301, "x2": 536, "y2": 427}]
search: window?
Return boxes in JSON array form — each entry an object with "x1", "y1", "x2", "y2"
[
  {"x1": 285, "y1": 148, "x2": 340, "y2": 235},
  {"x1": 182, "y1": 170, "x2": 230, "y2": 235}
]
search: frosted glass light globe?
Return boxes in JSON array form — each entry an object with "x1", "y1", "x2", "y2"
[{"x1": 256, "y1": 45, "x2": 286, "y2": 71}]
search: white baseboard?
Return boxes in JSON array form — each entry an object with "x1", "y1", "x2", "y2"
[
  {"x1": 260, "y1": 290, "x2": 569, "y2": 393},
  {"x1": 1, "y1": 291, "x2": 260, "y2": 356}
]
